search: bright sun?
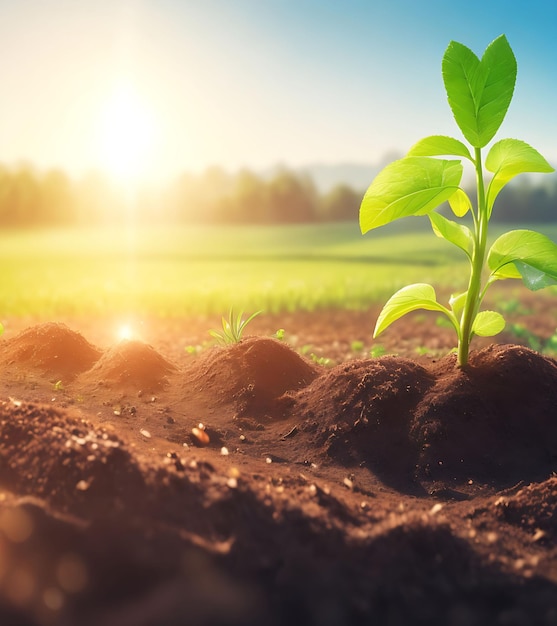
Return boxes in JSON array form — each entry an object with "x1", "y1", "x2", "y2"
[{"x1": 97, "y1": 84, "x2": 157, "y2": 184}]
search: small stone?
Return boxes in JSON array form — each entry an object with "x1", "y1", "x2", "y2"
[
  {"x1": 227, "y1": 477, "x2": 238, "y2": 489},
  {"x1": 343, "y1": 477, "x2": 354, "y2": 490},
  {"x1": 429, "y1": 503, "x2": 444, "y2": 516},
  {"x1": 76, "y1": 480, "x2": 90, "y2": 491},
  {"x1": 140, "y1": 429, "x2": 151, "y2": 439},
  {"x1": 265, "y1": 457, "x2": 272, "y2": 464},
  {"x1": 533, "y1": 529, "x2": 546, "y2": 542},
  {"x1": 192, "y1": 427, "x2": 210, "y2": 446},
  {"x1": 220, "y1": 447, "x2": 229, "y2": 456}
]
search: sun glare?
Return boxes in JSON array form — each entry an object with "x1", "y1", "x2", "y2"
[
  {"x1": 97, "y1": 85, "x2": 157, "y2": 184},
  {"x1": 117, "y1": 324, "x2": 134, "y2": 342}
]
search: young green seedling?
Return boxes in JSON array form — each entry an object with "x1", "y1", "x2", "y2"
[
  {"x1": 209, "y1": 309, "x2": 261, "y2": 345},
  {"x1": 360, "y1": 35, "x2": 556, "y2": 366}
]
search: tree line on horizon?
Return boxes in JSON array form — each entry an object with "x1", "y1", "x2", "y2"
[{"x1": 0, "y1": 162, "x2": 556, "y2": 228}]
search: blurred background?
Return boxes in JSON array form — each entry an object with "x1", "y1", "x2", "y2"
[
  {"x1": 0, "y1": 0, "x2": 555, "y2": 227},
  {"x1": 0, "y1": 0, "x2": 555, "y2": 323}
]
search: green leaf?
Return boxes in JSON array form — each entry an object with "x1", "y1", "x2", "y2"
[
  {"x1": 442, "y1": 35, "x2": 517, "y2": 148},
  {"x1": 374, "y1": 283, "x2": 457, "y2": 337},
  {"x1": 407, "y1": 135, "x2": 473, "y2": 161},
  {"x1": 472, "y1": 311, "x2": 505, "y2": 337},
  {"x1": 486, "y1": 139, "x2": 555, "y2": 212},
  {"x1": 488, "y1": 229, "x2": 557, "y2": 290},
  {"x1": 449, "y1": 291, "x2": 467, "y2": 317},
  {"x1": 429, "y1": 212, "x2": 473, "y2": 259},
  {"x1": 513, "y1": 261, "x2": 557, "y2": 291},
  {"x1": 360, "y1": 157, "x2": 463, "y2": 233},
  {"x1": 448, "y1": 188, "x2": 472, "y2": 217}
]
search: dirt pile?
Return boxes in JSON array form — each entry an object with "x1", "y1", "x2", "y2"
[
  {"x1": 0, "y1": 321, "x2": 557, "y2": 625},
  {"x1": 0, "y1": 323, "x2": 101, "y2": 381}
]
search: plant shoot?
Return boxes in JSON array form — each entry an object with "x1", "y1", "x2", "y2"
[
  {"x1": 209, "y1": 309, "x2": 262, "y2": 345},
  {"x1": 360, "y1": 35, "x2": 556, "y2": 366}
]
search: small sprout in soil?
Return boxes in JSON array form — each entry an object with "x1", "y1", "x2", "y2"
[
  {"x1": 310, "y1": 353, "x2": 331, "y2": 367},
  {"x1": 360, "y1": 35, "x2": 556, "y2": 366},
  {"x1": 509, "y1": 323, "x2": 557, "y2": 356},
  {"x1": 543, "y1": 330, "x2": 557, "y2": 355},
  {"x1": 209, "y1": 309, "x2": 262, "y2": 345},
  {"x1": 369, "y1": 344, "x2": 386, "y2": 358},
  {"x1": 350, "y1": 340, "x2": 365, "y2": 352},
  {"x1": 52, "y1": 380, "x2": 64, "y2": 391},
  {"x1": 415, "y1": 346, "x2": 434, "y2": 356},
  {"x1": 509, "y1": 323, "x2": 543, "y2": 352},
  {"x1": 497, "y1": 297, "x2": 532, "y2": 316},
  {"x1": 274, "y1": 328, "x2": 286, "y2": 341}
]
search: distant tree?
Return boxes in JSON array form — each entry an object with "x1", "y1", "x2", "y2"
[
  {"x1": 266, "y1": 169, "x2": 317, "y2": 223},
  {"x1": 319, "y1": 184, "x2": 361, "y2": 221},
  {"x1": 220, "y1": 169, "x2": 268, "y2": 223},
  {"x1": 0, "y1": 165, "x2": 42, "y2": 226},
  {"x1": 492, "y1": 176, "x2": 557, "y2": 223},
  {"x1": 40, "y1": 169, "x2": 75, "y2": 224}
]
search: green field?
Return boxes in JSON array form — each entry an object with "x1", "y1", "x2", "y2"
[{"x1": 1, "y1": 220, "x2": 556, "y2": 318}]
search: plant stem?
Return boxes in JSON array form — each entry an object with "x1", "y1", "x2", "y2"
[{"x1": 457, "y1": 147, "x2": 489, "y2": 367}]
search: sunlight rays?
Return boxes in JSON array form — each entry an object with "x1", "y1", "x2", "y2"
[{"x1": 96, "y1": 84, "x2": 158, "y2": 185}]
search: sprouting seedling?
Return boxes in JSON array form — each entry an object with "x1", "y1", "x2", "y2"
[
  {"x1": 360, "y1": 34, "x2": 556, "y2": 367},
  {"x1": 209, "y1": 309, "x2": 262, "y2": 345},
  {"x1": 274, "y1": 328, "x2": 286, "y2": 341}
]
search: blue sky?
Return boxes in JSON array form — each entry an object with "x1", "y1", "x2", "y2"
[{"x1": 0, "y1": 0, "x2": 555, "y2": 182}]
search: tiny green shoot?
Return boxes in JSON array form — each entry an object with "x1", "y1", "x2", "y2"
[
  {"x1": 209, "y1": 309, "x2": 262, "y2": 345},
  {"x1": 360, "y1": 35, "x2": 556, "y2": 367},
  {"x1": 369, "y1": 344, "x2": 386, "y2": 358},
  {"x1": 310, "y1": 353, "x2": 331, "y2": 367},
  {"x1": 274, "y1": 328, "x2": 286, "y2": 341}
]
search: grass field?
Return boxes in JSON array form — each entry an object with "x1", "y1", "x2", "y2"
[{"x1": 1, "y1": 220, "x2": 556, "y2": 318}]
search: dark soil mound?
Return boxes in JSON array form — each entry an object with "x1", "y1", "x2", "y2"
[
  {"x1": 184, "y1": 336, "x2": 319, "y2": 420},
  {"x1": 2, "y1": 397, "x2": 557, "y2": 626},
  {"x1": 412, "y1": 345, "x2": 557, "y2": 485},
  {"x1": 0, "y1": 323, "x2": 101, "y2": 381},
  {"x1": 77, "y1": 340, "x2": 177, "y2": 392},
  {"x1": 293, "y1": 357, "x2": 434, "y2": 486},
  {"x1": 291, "y1": 345, "x2": 557, "y2": 489},
  {"x1": 0, "y1": 399, "x2": 145, "y2": 515},
  {"x1": 494, "y1": 476, "x2": 557, "y2": 542}
]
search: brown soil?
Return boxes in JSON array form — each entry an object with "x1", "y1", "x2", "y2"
[{"x1": 1, "y1": 293, "x2": 557, "y2": 625}]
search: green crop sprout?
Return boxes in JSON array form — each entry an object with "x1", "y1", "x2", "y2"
[
  {"x1": 209, "y1": 309, "x2": 261, "y2": 345},
  {"x1": 360, "y1": 35, "x2": 556, "y2": 367}
]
